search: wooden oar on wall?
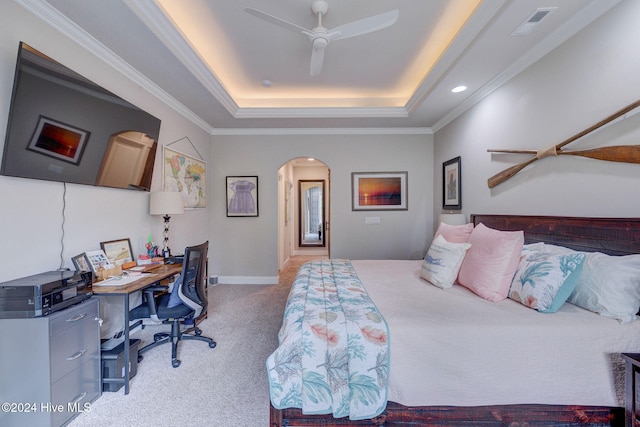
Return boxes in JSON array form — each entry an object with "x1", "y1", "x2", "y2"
[
  {"x1": 488, "y1": 145, "x2": 640, "y2": 162},
  {"x1": 486, "y1": 99, "x2": 640, "y2": 188}
]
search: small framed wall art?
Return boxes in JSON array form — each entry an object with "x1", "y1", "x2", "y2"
[
  {"x1": 226, "y1": 176, "x2": 259, "y2": 217},
  {"x1": 163, "y1": 145, "x2": 206, "y2": 208},
  {"x1": 443, "y1": 156, "x2": 461, "y2": 210},
  {"x1": 352, "y1": 171, "x2": 408, "y2": 211}
]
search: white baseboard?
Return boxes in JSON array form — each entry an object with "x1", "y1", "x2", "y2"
[{"x1": 217, "y1": 276, "x2": 278, "y2": 285}]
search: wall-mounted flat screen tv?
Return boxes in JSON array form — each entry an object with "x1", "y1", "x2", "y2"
[{"x1": 1, "y1": 42, "x2": 161, "y2": 191}]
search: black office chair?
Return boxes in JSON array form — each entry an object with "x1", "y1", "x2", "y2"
[{"x1": 130, "y1": 241, "x2": 216, "y2": 367}]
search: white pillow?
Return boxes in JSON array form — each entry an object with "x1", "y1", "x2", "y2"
[
  {"x1": 420, "y1": 235, "x2": 471, "y2": 289},
  {"x1": 568, "y1": 252, "x2": 640, "y2": 323}
]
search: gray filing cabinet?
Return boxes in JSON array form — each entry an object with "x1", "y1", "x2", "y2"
[{"x1": 0, "y1": 298, "x2": 101, "y2": 427}]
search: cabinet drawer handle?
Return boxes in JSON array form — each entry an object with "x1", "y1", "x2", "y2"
[
  {"x1": 67, "y1": 349, "x2": 87, "y2": 361},
  {"x1": 70, "y1": 392, "x2": 87, "y2": 404},
  {"x1": 66, "y1": 313, "x2": 87, "y2": 322}
]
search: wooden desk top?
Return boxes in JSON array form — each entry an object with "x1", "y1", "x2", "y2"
[{"x1": 91, "y1": 264, "x2": 182, "y2": 295}]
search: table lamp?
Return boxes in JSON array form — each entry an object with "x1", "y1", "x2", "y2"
[
  {"x1": 439, "y1": 213, "x2": 467, "y2": 226},
  {"x1": 149, "y1": 191, "x2": 184, "y2": 258}
]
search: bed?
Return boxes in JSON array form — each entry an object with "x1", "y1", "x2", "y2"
[{"x1": 268, "y1": 214, "x2": 640, "y2": 426}]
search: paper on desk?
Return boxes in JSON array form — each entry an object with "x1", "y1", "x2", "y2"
[{"x1": 93, "y1": 275, "x2": 142, "y2": 286}]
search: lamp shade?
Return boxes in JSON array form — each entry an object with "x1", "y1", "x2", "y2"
[
  {"x1": 439, "y1": 213, "x2": 467, "y2": 226},
  {"x1": 149, "y1": 192, "x2": 184, "y2": 215}
]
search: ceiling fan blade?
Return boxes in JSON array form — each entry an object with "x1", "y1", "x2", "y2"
[
  {"x1": 328, "y1": 10, "x2": 399, "y2": 41},
  {"x1": 244, "y1": 8, "x2": 313, "y2": 37},
  {"x1": 310, "y1": 39, "x2": 327, "y2": 76}
]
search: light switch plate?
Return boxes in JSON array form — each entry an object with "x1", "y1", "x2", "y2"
[{"x1": 365, "y1": 217, "x2": 381, "y2": 225}]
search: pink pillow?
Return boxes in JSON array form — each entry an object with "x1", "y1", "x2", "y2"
[
  {"x1": 434, "y1": 222, "x2": 474, "y2": 243},
  {"x1": 457, "y1": 223, "x2": 524, "y2": 302}
]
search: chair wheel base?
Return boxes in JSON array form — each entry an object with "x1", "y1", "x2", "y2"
[
  {"x1": 209, "y1": 342, "x2": 217, "y2": 348},
  {"x1": 153, "y1": 333, "x2": 168, "y2": 342},
  {"x1": 172, "y1": 359, "x2": 181, "y2": 368}
]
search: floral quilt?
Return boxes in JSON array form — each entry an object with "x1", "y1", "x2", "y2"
[{"x1": 266, "y1": 259, "x2": 390, "y2": 420}]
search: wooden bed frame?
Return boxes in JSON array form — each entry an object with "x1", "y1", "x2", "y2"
[{"x1": 270, "y1": 214, "x2": 640, "y2": 426}]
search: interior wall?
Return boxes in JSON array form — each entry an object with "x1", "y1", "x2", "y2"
[
  {"x1": 0, "y1": 1, "x2": 211, "y2": 282},
  {"x1": 277, "y1": 162, "x2": 294, "y2": 270},
  {"x1": 433, "y1": 0, "x2": 640, "y2": 228},
  {"x1": 211, "y1": 133, "x2": 434, "y2": 283}
]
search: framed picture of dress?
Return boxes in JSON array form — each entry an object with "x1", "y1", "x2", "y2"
[
  {"x1": 226, "y1": 176, "x2": 258, "y2": 217},
  {"x1": 443, "y1": 156, "x2": 461, "y2": 210}
]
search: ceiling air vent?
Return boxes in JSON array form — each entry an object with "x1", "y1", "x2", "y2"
[{"x1": 511, "y1": 7, "x2": 557, "y2": 36}]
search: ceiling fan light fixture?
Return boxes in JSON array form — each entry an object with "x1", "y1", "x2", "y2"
[{"x1": 245, "y1": 3, "x2": 399, "y2": 76}]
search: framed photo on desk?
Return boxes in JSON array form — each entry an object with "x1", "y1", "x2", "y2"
[
  {"x1": 71, "y1": 253, "x2": 91, "y2": 272},
  {"x1": 85, "y1": 249, "x2": 114, "y2": 274},
  {"x1": 100, "y1": 238, "x2": 134, "y2": 267}
]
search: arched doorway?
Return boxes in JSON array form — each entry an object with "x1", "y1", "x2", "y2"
[{"x1": 278, "y1": 157, "x2": 330, "y2": 271}]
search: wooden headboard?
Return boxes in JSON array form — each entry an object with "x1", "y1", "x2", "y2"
[{"x1": 471, "y1": 214, "x2": 640, "y2": 256}]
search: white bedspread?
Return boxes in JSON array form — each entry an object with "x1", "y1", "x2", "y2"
[{"x1": 351, "y1": 259, "x2": 640, "y2": 407}]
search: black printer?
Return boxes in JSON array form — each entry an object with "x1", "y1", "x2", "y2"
[{"x1": 0, "y1": 270, "x2": 92, "y2": 319}]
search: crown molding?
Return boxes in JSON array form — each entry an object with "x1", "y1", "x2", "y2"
[
  {"x1": 123, "y1": 0, "x2": 239, "y2": 116},
  {"x1": 124, "y1": 0, "x2": 413, "y2": 120},
  {"x1": 405, "y1": 0, "x2": 506, "y2": 115},
  {"x1": 233, "y1": 106, "x2": 409, "y2": 119},
  {"x1": 211, "y1": 127, "x2": 432, "y2": 136},
  {"x1": 16, "y1": 0, "x2": 216, "y2": 134},
  {"x1": 431, "y1": 0, "x2": 621, "y2": 133}
]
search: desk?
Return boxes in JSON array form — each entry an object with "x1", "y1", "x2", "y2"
[{"x1": 92, "y1": 264, "x2": 182, "y2": 394}]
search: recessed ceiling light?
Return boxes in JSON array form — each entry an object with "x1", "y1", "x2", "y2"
[
  {"x1": 262, "y1": 79, "x2": 272, "y2": 88},
  {"x1": 451, "y1": 85, "x2": 467, "y2": 93}
]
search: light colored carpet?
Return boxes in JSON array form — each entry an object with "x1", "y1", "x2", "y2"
[{"x1": 69, "y1": 256, "x2": 322, "y2": 427}]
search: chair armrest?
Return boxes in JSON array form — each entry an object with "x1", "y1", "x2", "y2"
[{"x1": 141, "y1": 285, "x2": 169, "y2": 321}]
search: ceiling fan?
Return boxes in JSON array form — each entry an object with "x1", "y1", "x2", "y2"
[{"x1": 244, "y1": 1, "x2": 399, "y2": 76}]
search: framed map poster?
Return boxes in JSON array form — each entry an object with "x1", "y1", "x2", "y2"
[{"x1": 163, "y1": 146, "x2": 206, "y2": 208}]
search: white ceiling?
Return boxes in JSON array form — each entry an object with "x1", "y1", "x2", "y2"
[{"x1": 26, "y1": 0, "x2": 619, "y2": 133}]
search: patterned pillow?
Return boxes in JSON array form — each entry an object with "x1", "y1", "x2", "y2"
[
  {"x1": 509, "y1": 251, "x2": 586, "y2": 313},
  {"x1": 420, "y1": 235, "x2": 471, "y2": 289},
  {"x1": 527, "y1": 243, "x2": 640, "y2": 323}
]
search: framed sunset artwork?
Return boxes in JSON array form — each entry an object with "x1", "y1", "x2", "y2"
[{"x1": 351, "y1": 172, "x2": 408, "y2": 211}]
